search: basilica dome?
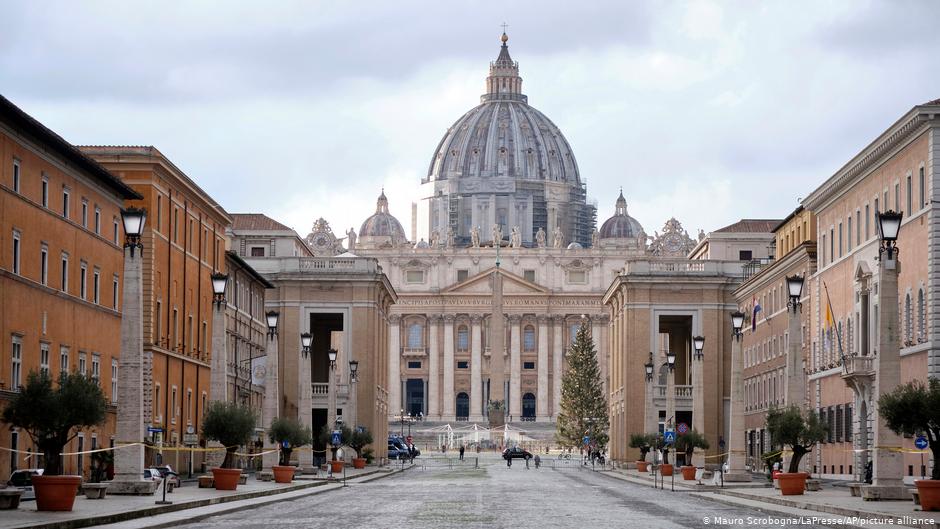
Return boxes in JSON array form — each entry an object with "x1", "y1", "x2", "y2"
[
  {"x1": 420, "y1": 33, "x2": 595, "y2": 248},
  {"x1": 358, "y1": 190, "x2": 407, "y2": 248},
  {"x1": 598, "y1": 191, "x2": 645, "y2": 248}
]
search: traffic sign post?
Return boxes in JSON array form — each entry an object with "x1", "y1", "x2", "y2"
[
  {"x1": 677, "y1": 423, "x2": 689, "y2": 435},
  {"x1": 916, "y1": 436, "x2": 928, "y2": 478},
  {"x1": 663, "y1": 430, "x2": 676, "y2": 445},
  {"x1": 331, "y1": 430, "x2": 342, "y2": 447}
]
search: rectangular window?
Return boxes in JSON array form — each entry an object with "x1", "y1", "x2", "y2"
[
  {"x1": 12, "y1": 230, "x2": 20, "y2": 275},
  {"x1": 12, "y1": 158, "x2": 20, "y2": 193},
  {"x1": 62, "y1": 188, "x2": 70, "y2": 218},
  {"x1": 838, "y1": 222, "x2": 843, "y2": 257},
  {"x1": 93, "y1": 268, "x2": 100, "y2": 304},
  {"x1": 40, "y1": 245, "x2": 48, "y2": 285},
  {"x1": 895, "y1": 184, "x2": 900, "y2": 212},
  {"x1": 567, "y1": 270, "x2": 587, "y2": 284},
  {"x1": 865, "y1": 205, "x2": 870, "y2": 240},
  {"x1": 81, "y1": 199, "x2": 88, "y2": 228},
  {"x1": 920, "y1": 167, "x2": 926, "y2": 208},
  {"x1": 856, "y1": 210, "x2": 860, "y2": 246},
  {"x1": 523, "y1": 361, "x2": 536, "y2": 370},
  {"x1": 41, "y1": 175, "x2": 48, "y2": 207},
  {"x1": 112, "y1": 275, "x2": 119, "y2": 309},
  {"x1": 188, "y1": 315, "x2": 194, "y2": 353},
  {"x1": 79, "y1": 351, "x2": 87, "y2": 376},
  {"x1": 405, "y1": 270, "x2": 425, "y2": 283},
  {"x1": 94, "y1": 207, "x2": 101, "y2": 234},
  {"x1": 40, "y1": 343, "x2": 50, "y2": 375},
  {"x1": 80, "y1": 262, "x2": 87, "y2": 300},
  {"x1": 113, "y1": 218, "x2": 119, "y2": 244},
  {"x1": 173, "y1": 208, "x2": 178, "y2": 242},
  {"x1": 154, "y1": 384, "x2": 162, "y2": 422},
  {"x1": 739, "y1": 250, "x2": 752, "y2": 261},
  {"x1": 186, "y1": 389, "x2": 192, "y2": 424},
  {"x1": 523, "y1": 269, "x2": 536, "y2": 282},
  {"x1": 907, "y1": 175, "x2": 913, "y2": 215},
  {"x1": 171, "y1": 386, "x2": 177, "y2": 424},
  {"x1": 60, "y1": 346, "x2": 69, "y2": 375},
  {"x1": 456, "y1": 269, "x2": 469, "y2": 282},
  {"x1": 821, "y1": 234, "x2": 827, "y2": 266},
  {"x1": 61, "y1": 253, "x2": 69, "y2": 292},
  {"x1": 829, "y1": 229, "x2": 834, "y2": 263},
  {"x1": 407, "y1": 361, "x2": 422, "y2": 369},
  {"x1": 523, "y1": 327, "x2": 536, "y2": 351},
  {"x1": 172, "y1": 308, "x2": 178, "y2": 350},
  {"x1": 456, "y1": 360, "x2": 469, "y2": 369},
  {"x1": 156, "y1": 195, "x2": 162, "y2": 233},
  {"x1": 846, "y1": 217, "x2": 852, "y2": 251},
  {"x1": 11, "y1": 336, "x2": 22, "y2": 390},
  {"x1": 250, "y1": 247, "x2": 265, "y2": 257},
  {"x1": 457, "y1": 326, "x2": 469, "y2": 351},
  {"x1": 91, "y1": 353, "x2": 100, "y2": 384},
  {"x1": 111, "y1": 360, "x2": 118, "y2": 403}
]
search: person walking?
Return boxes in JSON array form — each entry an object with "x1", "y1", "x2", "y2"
[
  {"x1": 534, "y1": 454, "x2": 541, "y2": 469},
  {"x1": 459, "y1": 445, "x2": 465, "y2": 461},
  {"x1": 525, "y1": 456, "x2": 530, "y2": 469},
  {"x1": 507, "y1": 454, "x2": 512, "y2": 468}
]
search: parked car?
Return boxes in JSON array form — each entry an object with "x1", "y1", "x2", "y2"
[
  {"x1": 387, "y1": 445, "x2": 403, "y2": 459},
  {"x1": 153, "y1": 465, "x2": 181, "y2": 487},
  {"x1": 6, "y1": 469, "x2": 43, "y2": 500},
  {"x1": 502, "y1": 447, "x2": 533, "y2": 461},
  {"x1": 143, "y1": 468, "x2": 164, "y2": 482},
  {"x1": 389, "y1": 436, "x2": 419, "y2": 457}
]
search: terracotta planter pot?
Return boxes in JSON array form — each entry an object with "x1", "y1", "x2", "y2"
[
  {"x1": 272, "y1": 466, "x2": 295, "y2": 484},
  {"x1": 681, "y1": 466, "x2": 697, "y2": 480},
  {"x1": 659, "y1": 464, "x2": 674, "y2": 477},
  {"x1": 915, "y1": 480, "x2": 940, "y2": 511},
  {"x1": 777, "y1": 472, "x2": 808, "y2": 495},
  {"x1": 211, "y1": 468, "x2": 242, "y2": 491},
  {"x1": 636, "y1": 461, "x2": 649, "y2": 473},
  {"x1": 330, "y1": 460, "x2": 344, "y2": 474},
  {"x1": 353, "y1": 458, "x2": 366, "y2": 469},
  {"x1": 32, "y1": 475, "x2": 82, "y2": 511}
]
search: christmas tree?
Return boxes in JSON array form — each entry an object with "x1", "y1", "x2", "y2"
[{"x1": 555, "y1": 320, "x2": 609, "y2": 449}]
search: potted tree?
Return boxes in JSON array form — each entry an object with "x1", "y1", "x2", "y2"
[
  {"x1": 629, "y1": 433, "x2": 653, "y2": 472},
  {"x1": 676, "y1": 430, "x2": 709, "y2": 480},
  {"x1": 268, "y1": 417, "x2": 311, "y2": 484},
  {"x1": 202, "y1": 402, "x2": 257, "y2": 490},
  {"x1": 652, "y1": 433, "x2": 674, "y2": 477},
  {"x1": 765, "y1": 406, "x2": 827, "y2": 495},
  {"x1": 878, "y1": 378, "x2": 940, "y2": 511},
  {"x1": 2, "y1": 371, "x2": 106, "y2": 511},
  {"x1": 319, "y1": 424, "x2": 352, "y2": 474},
  {"x1": 348, "y1": 427, "x2": 374, "y2": 469}
]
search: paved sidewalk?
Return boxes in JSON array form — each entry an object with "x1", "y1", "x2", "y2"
[
  {"x1": 1, "y1": 465, "x2": 405, "y2": 529},
  {"x1": 601, "y1": 467, "x2": 767, "y2": 490}
]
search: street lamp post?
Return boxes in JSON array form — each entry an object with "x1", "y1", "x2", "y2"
[
  {"x1": 725, "y1": 311, "x2": 750, "y2": 481},
  {"x1": 208, "y1": 272, "x2": 228, "y2": 404},
  {"x1": 864, "y1": 209, "x2": 907, "y2": 499},
  {"x1": 261, "y1": 311, "x2": 280, "y2": 476},
  {"x1": 664, "y1": 348, "x2": 676, "y2": 434},
  {"x1": 784, "y1": 275, "x2": 805, "y2": 409},
  {"x1": 691, "y1": 335, "x2": 705, "y2": 466},
  {"x1": 111, "y1": 207, "x2": 159, "y2": 494},
  {"x1": 643, "y1": 350, "x2": 655, "y2": 436},
  {"x1": 349, "y1": 360, "x2": 359, "y2": 431},
  {"x1": 298, "y1": 332, "x2": 315, "y2": 473},
  {"x1": 327, "y1": 348, "x2": 338, "y2": 431}
]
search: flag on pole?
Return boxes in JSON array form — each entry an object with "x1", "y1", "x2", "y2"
[
  {"x1": 752, "y1": 294, "x2": 762, "y2": 331},
  {"x1": 823, "y1": 282, "x2": 846, "y2": 368}
]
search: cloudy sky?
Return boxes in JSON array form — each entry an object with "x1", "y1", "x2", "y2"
[{"x1": 3, "y1": 0, "x2": 938, "y2": 239}]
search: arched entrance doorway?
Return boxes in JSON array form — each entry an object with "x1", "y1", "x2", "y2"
[
  {"x1": 456, "y1": 392, "x2": 469, "y2": 419},
  {"x1": 522, "y1": 393, "x2": 536, "y2": 420}
]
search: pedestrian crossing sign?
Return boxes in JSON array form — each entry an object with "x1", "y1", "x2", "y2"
[{"x1": 663, "y1": 430, "x2": 676, "y2": 444}]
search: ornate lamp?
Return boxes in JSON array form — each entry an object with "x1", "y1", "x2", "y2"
[
  {"x1": 785, "y1": 275, "x2": 804, "y2": 312},
  {"x1": 731, "y1": 311, "x2": 745, "y2": 338},
  {"x1": 644, "y1": 352, "x2": 654, "y2": 381},
  {"x1": 666, "y1": 350, "x2": 676, "y2": 371},
  {"x1": 265, "y1": 311, "x2": 279, "y2": 338},
  {"x1": 300, "y1": 332, "x2": 312, "y2": 359},
  {"x1": 120, "y1": 207, "x2": 147, "y2": 255},
  {"x1": 877, "y1": 210, "x2": 902, "y2": 260},
  {"x1": 327, "y1": 348, "x2": 338, "y2": 368},
  {"x1": 692, "y1": 335, "x2": 705, "y2": 361},
  {"x1": 210, "y1": 272, "x2": 228, "y2": 308}
]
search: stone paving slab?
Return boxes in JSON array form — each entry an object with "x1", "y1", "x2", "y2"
[
  {"x1": 601, "y1": 468, "x2": 768, "y2": 491},
  {"x1": 692, "y1": 491, "x2": 902, "y2": 529},
  {"x1": 0, "y1": 466, "x2": 400, "y2": 529}
]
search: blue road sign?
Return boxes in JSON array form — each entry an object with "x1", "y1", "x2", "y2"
[
  {"x1": 915, "y1": 436, "x2": 928, "y2": 450},
  {"x1": 582, "y1": 436, "x2": 590, "y2": 446},
  {"x1": 147, "y1": 427, "x2": 163, "y2": 433},
  {"x1": 282, "y1": 440, "x2": 290, "y2": 449},
  {"x1": 331, "y1": 430, "x2": 342, "y2": 446},
  {"x1": 663, "y1": 430, "x2": 676, "y2": 444}
]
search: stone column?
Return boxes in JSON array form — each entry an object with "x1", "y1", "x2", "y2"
[
  {"x1": 665, "y1": 349, "x2": 675, "y2": 432},
  {"x1": 261, "y1": 330, "x2": 280, "y2": 474},
  {"x1": 509, "y1": 315, "x2": 522, "y2": 420},
  {"x1": 644, "y1": 358, "x2": 656, "y2": 435},
  {"x1": 209, "y1": 304, "x2": 227, "y2": 403},
  {"x1": 863, "y1": 255, "x2": 907, "y2": 499},
  {"x1": 536, "y1": 315, "x2": 549, "y2": 421},
  {"x1": 785, "y1": 304, "x2": 805, "y2": 409},
  {"x1": 298, "y1": 341, "x2": 314, "y2": 472},
  {"x1": 552, "y1": 315, "x2": 565, "y2": 418},
  {"x1": 427, "y1": 314, "x2": 441, "y2": 420},
  {"x1": 726, "y1": 330, "x2": 750, "y2": 481},
  {"x1": 110, "y1": 246, "x2": 158, "y2": 494},
  {"x1": 592, "y1": 316, "x2": 607, "y2": 397},
  {"x1": 470, "y1": 315, "x2": 483, "y2": 422},
  {"x1": 388, "y1": 315, "x2": 401, "y2": 421},
  {"x1": 692, "y1": 344, "x2": 705, "y2": 467},
  {"x1": 442, "y1": 315, "x2": 455, "y2": 420}
]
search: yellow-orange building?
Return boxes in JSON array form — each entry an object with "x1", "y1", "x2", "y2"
[
  {"x1": 0, "y1": 96, "x2": 141, "y2": 479},
  {"x1": 81, "y1": 146, "x2": 231, "y2": 472}
]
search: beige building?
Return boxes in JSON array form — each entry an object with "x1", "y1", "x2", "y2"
[
  {"x1": 801, "y1": 98, "x2": 940, "y2": 482},
  {"x1": 733, "y1": 206, "x2": 817, "y2": 469}
]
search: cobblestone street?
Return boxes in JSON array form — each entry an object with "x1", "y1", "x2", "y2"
[{"x1": 174, "y1": 457, "x2": 826, "y2": 529}]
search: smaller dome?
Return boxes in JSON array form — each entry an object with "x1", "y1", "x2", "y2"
[
  {"x1": 359, "y1": 190, "x2": 407, "y2": 243},
  {"x1": 567, "y1": 242, "x2": 583, "y2": 250},
  {"x1": 599, "y1": 190, "x2": 644, "y2": 239}
]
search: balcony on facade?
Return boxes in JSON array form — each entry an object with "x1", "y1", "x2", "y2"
[
  {"x1": 651, "y1": 384, "x2": 694, "y2": 411},
  {"x1": 622, "y1": 258, "x2": 746, "y2": 277}
]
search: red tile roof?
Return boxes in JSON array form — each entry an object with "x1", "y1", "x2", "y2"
[
  {"x1": 714, "y1": 219, "x2": 781, "y2": 233},
  {"x1": 231, "y1": 213, "x2": 293, "y2": 232},
  {"x1": 924, "y1": 97, "x2": 940, "y2": 106}
]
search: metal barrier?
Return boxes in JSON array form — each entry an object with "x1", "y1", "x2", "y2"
[{"x1": 417, "y1": 456, "x2": 480, "y2": 470}]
